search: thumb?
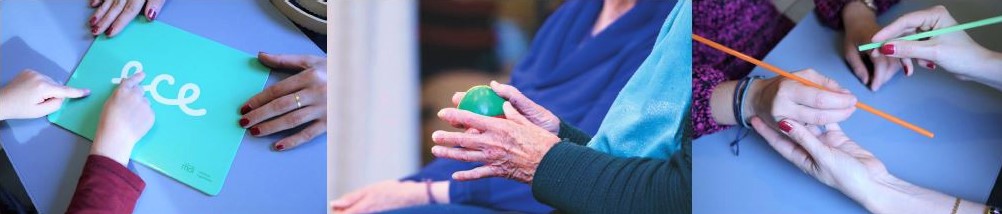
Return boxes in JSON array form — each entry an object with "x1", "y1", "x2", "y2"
[
  {"x1": 47, "y1": 84, "x2": 91, "y2": 99},
  {"x1": 451, "y1": 92, "x2": 466, "y2": 107},
  {"x1": 501, "y1": 101, "x2": 530, "y2": 124},
  {"x1": 34, "y1": 98, "x2": 65, "y2": 117},
  {"x1": 777, "y1": 119, "x2": 827, "y2": 157},
  {"x1": 880, "y1": 40, "x2": 937, "y2": 62},
  {"x1": 257, "y1": 52, "x2": 323, "y2": 71},
  {"x1": 330, "y1": 192, "x2": 364, "y2": 209},
  {"x1": 489, "y1": 81, "x2": 538, "y2": 111}
]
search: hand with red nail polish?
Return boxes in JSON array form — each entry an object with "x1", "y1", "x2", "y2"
[
  {"x1": 750, "y1": 116, "x2": 987, "y2": 213},
  {"x1": 840, "y1": 1, "x2": 909, "y2": 92},
  {"x1": 92, "y1": 72, "x2": 155, "y2": 166},
  {"x1": 0, "y1": 70, "x2": 91, "y2": 121},
  {"x1": 736, "y1": 69, "x2": 857, "y2": 131},
  {"x1": 88, "y1": 0, "x2": 167, "y2": 37},
  {"x1": 872, "y1": 6, "x2": 1002, "y2": 90},
  {"x1": 240, "y1": 53, "x2": 327, "y2": 152}
]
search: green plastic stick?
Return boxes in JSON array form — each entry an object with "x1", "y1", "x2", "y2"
[{"x1": 858, "y1": 15, "x2": 1002, "y2": 51}]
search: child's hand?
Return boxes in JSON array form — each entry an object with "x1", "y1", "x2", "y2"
[
  {"x1": 92, "y1": 71, "x2": 155, "y2": 166},
  {"x1": 89, "y1": 0, "x2": 166, "y2": 37},
  {"x1": 0, "y1": 70, "x2": 90, "y2": 121}
]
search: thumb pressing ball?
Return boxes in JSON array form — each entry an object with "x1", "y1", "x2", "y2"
[{"x1": 458, "y1": 85, "x2": 505, "y2": 117}]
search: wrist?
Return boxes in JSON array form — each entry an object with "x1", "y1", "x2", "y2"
[
  {"x1": 855, "y1": 174, "x2": 958, "y2": 214},
  {"x1": 742, "y1": 78, "x2": 764, "y2": 124},
  {"x1": 91, "y1": 127, "x2": 136, "y2": 166},
  {"x1": 842, "y1": 1, "x2": 878, "y2": 28},
  {"x1": 710, "y1": 81, "x2": 739, "y2": 125},
  {"x1": 429, "y1": 181, "x2": 450, "y2": 204},
  {"x1": 0, "y1": 90, "x2": 8, "y2": 121}
]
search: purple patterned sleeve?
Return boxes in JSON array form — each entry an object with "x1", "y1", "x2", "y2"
[
  {"x1": 692, "y1": 0, "x2": 794, "y2": 138},
  {"x1": 814, "y1": 0, "x2": 901, "y2": 29},
  {"x1": 692, "y1": 64, "x2": 729, "y2": 139}
]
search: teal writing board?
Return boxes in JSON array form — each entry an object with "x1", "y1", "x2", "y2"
[{"x1": 48, "y1": 19, "x2": 269, "y2": 196}]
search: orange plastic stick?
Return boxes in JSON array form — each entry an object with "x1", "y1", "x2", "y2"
[{"x1": 693, "y1": 34, "x2": 934, "y2": 138}]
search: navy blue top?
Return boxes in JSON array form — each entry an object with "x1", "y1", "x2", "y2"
[{"x1": 402, "y1": 0, "x2": 674, "y2": 213}]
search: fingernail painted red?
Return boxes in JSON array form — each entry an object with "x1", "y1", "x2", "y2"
[
  {"x1": 778, "y1": 120, "x2": 793, "y2": 133},
  {"x1": 250, "y1": 127, "x2": 260, "y2": 135},
  {"x1": 240, "y1": 105, "x2": 251, "y2": 114},
  {"x1": 151, "y1": 11, "x2": 157, "y2": 20},
  {"x1": 879, "y1": 44, "x2": 895, "y2": 55},
  {"x1": 239, "y1": 118, "x2": 249, "y2": 126},
  {"x1": 89, "y1": 16, "x2": 96, "y2": 25},
  {"x1": 275, "y1": 144, "x2": 285, "y2": 151},
  {"x1": 927, "y1": 62, "x2": 936, "y2": 69}
]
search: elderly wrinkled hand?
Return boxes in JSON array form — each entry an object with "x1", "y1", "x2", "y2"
[
  {"x1": 449, "y1": 81, "x2": 561, "y2": 134},
  {"x1": 431, "y1": 101, "x2": 559, "y2": 183}
]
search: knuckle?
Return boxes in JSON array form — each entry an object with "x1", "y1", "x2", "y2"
[
  {"x1": 814, "y1": 112, "x2": 827, "y2": 124},
  {"x1": 276, "y1": 97, "x2": 296, "y2": 110},
  {"x1": 814, "y1": 91, "x2": 826, "y2": 107}
]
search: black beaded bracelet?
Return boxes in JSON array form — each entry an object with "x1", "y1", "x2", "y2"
[
  {"x1": 739, "y1": 76, "x2": 761, "y2": 128},
  {"x1": 732, "y1": 77, "x2": 750, "y2": 127}
]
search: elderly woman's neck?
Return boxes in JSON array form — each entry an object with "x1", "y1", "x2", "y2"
[{"x1": 591, "y1": 0, "x2": 637, "y2": 36}]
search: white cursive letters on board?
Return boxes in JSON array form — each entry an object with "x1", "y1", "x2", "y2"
[{"x1": 111, "y1": 60, "x2": 206, "y2": 116}]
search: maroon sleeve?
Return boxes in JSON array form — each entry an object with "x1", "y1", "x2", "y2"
[
  {"x1": 814, "y1": 0, "x2": 901, "y2": 29},
  {"x1": 67, "y1": 155, "x2": 145, "y2": 214}
]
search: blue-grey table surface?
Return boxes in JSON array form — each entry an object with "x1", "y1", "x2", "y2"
[
  {"x1": 694, "y1": 1, "x2": 1002, "y2": 213},
  {"x1": 0, "y1": 1, "x2": 326, "y2": 213}
]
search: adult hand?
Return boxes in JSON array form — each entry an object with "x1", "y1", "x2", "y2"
[
  {"x1": 89, "y1": 0, "x2": 166, "y2": 37},
  {"x1": 0, "y1": 70, "x2": 90, "y2": 121},
  {"x1": 431, "y1": 101, "x2": 560, "y2": 183},
  {"x1": 92, "y1": 72, "x2": 155, "y2": 166},
  {"x1": 449, "y1": 81, "x2": 560, "y2": 134},
  {"x1": 842, "y1": 1, "x2": 911, "y2": 91},
  {"x1": 240, "y1": 53, "x2": 327, "y2": 151},
  {"x1": 745, "y1": 69, "x2": 857, "y2": 130},
  {"x1": 872, "y1": 6, "x2": 1002, "y2": 85},
  {"x1": 331, "y1": 180, "x2": 446, "y2": 214},
  {"x1": 750, "y1": 117, "x2": 986, "y2": 213}
]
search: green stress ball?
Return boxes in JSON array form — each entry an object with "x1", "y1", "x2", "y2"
[{"x1": 458, "y1": 85, "x2": 506, "y2": 117}]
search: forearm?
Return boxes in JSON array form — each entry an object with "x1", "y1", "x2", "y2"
[
  {"x1": 963, "y1": 51, "x2": 1002, "y2": 91},
  {"x1": 431, "y1": 181, "x2": 450, "y2": 204},
  {"x1": 67, "y1": 155, "x2": 145, "y2": 213},
  {"x1": 531, "y1": 142, "x2": 689, "y2": 213},
  {"x1": 557, "y1": 121, "x2": 592, "y2": 145},
  {"x1": 815, "y1": 0, "x2": 899, "y2": 29},
  {"x1": 856, "y1": 175, "x2": 984, "y2": 214},
  {"x1": 709, "y1": 79, "x2": 761, "y2": 126},
  {"x1": 0, "y1": 90, "x2": 7, "y2": 121},
  {"x1": 709, "y1": 81, "x2": 738, "y2": 125},
  {"x1": 91, "y1": 134, "x2": 136, "y2": 167},
  {"x1": 693, "y1": 65, "x2": 731, "y2": 138}
]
